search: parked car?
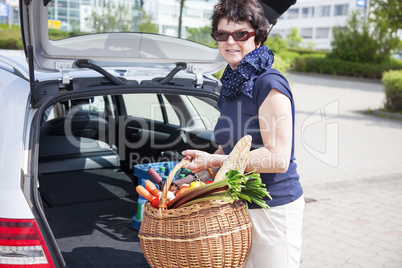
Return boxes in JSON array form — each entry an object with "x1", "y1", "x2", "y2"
[{"x1": 0, "y1": 0, "x2": 294, "y2": 267}]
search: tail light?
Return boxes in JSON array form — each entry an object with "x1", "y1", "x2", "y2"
[{"x1": 0, "y1": 218, "x2": 54, "y2": 268}]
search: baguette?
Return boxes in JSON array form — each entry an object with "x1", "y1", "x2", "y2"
[{"x1": 214, "y1": 135, "x2": 252, "y2": 182}]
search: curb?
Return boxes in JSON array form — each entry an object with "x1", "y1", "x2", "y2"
[{"x1": 371, "y1": 109, "x2": 402, "y2": 120}]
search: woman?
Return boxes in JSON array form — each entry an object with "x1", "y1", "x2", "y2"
[{"x1": 182, "y1": 0, "x2": 304, "y2": 267}]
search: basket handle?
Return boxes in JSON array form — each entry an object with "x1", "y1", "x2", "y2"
[{"x1": 159, "y1": 156, "x2": 193, "y2": 209}]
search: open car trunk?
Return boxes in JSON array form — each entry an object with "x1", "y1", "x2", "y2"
[
  {"x1": 38, "y1": 168, "x2": 149, "y2": 267},
  {"x1": 35, "y1": 90, "x2": 219, "y2": 267}
]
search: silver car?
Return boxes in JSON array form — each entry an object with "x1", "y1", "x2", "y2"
[{"x1": 0, "y1": 0, "x2": 291, "y2": 267}]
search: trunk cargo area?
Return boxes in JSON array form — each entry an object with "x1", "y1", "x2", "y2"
[{"x1": 38, "y1": 168, "x2": 150, "y2": 268}]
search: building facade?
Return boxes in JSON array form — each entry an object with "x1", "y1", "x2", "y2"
[
  {"x1": 2, "y1": 0, "x2": 371, "y2": 51},
  {"x1": 143, "y1": 0, "x2": 218, "y2": 38},
  {"x1": 271, "y1": 0, "x2": 368, "y2": 50},
  {"x1": 44, "y1": 0, "x2": 217, "y2": 38}
]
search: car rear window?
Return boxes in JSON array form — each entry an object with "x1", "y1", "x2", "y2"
[{"x1": 47, "y1": 0, "x2": 217, "y2": 47}]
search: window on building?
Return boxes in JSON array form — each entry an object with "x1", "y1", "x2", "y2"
[
  {"x1": 301, "y1": 28, "x2": 313, "y2": 39},
  {"x1": 317, "y1": 5, "x2": 331, "y2": 17},
  {"x1": 185, "y1": 8, "x2": 201, "y2": 18},
  {"x1": 287, "y1": 8, "x2": 299, "y2": 19},
  {"x1": 316, "y1": 27, "x2": 329, "y2": 38},
  {"x1": 70, "y1": 2, "x2": 79, "y2": 9},
  {"x1": 203, "y1": 9, "x2": 212, "y2": 19},
  {"x1": 162, "y1": 25, "x2": 178, "y2": 36},
  {"x1": 302, "y1": 7, "x2": 314, "y2": 18},
  {"x1": 58, "y1": 10, "x2": 68, "y2": 17},
  {"x1": 159, "y1": 4, "x2": 178, "y2": 17},
  {"x1": 334, "y1": 26, "x2": 346, "y2": 32},
  {"x1": 70, "y1": 10, "x2": 80, "y2": 18},
  {"x1": 334, "y1": 4, "x2": 349, "y2": 16}
]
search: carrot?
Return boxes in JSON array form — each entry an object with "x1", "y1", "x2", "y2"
[
  {"x1": 175, "y1": 185, "x2": 189, "y2": 198},
  {"x1": 145, "y1": 180, "x2": 161, "y2": 197},
  {"x1": 136, "y1": 185, "x2": 156, "y2": 202}
]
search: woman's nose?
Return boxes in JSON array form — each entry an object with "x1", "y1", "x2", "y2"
[{"x1": 227, "y1": 35, "x2": 237, "y2": 44}]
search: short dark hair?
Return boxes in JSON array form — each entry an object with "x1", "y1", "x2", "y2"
[{"x1": 211, "y1": 0, "x2": 269, "y2": 46}]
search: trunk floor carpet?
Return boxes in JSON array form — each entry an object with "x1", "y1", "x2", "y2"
[
  {"x1": 38, "y1": 168, "x2": 136, "y2": 207},
  {"x1": 40, "y1": 168, "x2": 149, "y2": 267},
  {"x1": 44, "y1": 197, "x2": 150, "y2": 268}
]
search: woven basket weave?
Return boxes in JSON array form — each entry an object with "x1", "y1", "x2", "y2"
[{"x1": 138, "y1": 158, "x2": 252, "y2": 268}]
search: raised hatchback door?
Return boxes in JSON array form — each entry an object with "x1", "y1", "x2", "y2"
[
  {"x1": 19, "y1": 1, "x2": 226, "y2": 76},
  {"x1": 20, "y1": 0, "x2": 296, "y2": 74}
]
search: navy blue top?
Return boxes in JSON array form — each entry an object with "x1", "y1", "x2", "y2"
[{"x1": 214, "y1": 68, "x2": 303, "y2": 208}]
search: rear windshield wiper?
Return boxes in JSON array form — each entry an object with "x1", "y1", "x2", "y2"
[{"x1": 76, "y1": 59, "x2": 126, "y2": 85}]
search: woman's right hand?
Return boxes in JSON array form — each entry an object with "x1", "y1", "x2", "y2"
[{"x1": 181, "y1": 149, "x2": 226, "y2": 174}]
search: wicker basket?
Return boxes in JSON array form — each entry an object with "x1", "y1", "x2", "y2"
[{"x1": 138, "y1": 158, "x2": 252, "y2": 268}]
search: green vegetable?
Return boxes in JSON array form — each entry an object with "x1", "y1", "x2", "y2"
[
  {"x1": 173, "y1": 169, "x2": 272, "y2": 209},
  {"x1": 178, "y1": 192, "x2": 235, "y2": 208}
]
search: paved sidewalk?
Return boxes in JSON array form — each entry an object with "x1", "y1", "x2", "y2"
[
  {"x1": 302, "y1": 173, "x2": 402, "y2": 268},
  {"x1": 287, "y1": 72, "x2": 402, "y2": 268}
]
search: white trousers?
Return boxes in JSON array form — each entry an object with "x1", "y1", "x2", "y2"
[{"x1": 243, "y1": 195, "x2": 305, "y2": 268}]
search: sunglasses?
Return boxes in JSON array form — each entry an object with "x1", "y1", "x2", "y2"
[{"x1": 212, "y1": 31, "x2": 256, "y2": 42}]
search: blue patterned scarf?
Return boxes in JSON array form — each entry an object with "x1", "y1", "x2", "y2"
[{"x1": 220, "y1": 46, "x2": 274, "y2": 101}]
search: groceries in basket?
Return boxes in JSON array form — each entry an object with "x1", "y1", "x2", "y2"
[
  {"x1": 137, "y1": 135, "x2": 272, "y2": 268},
  {"x1": 137, "y1": 169, "x2": 271, "y2": 209},
  {"x1": 135, "y1": 136, "x2": 272, "y2": 210}
]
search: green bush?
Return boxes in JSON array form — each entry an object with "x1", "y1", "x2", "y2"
[
  {"x1": 382, "y1": 70, "x2": 402, "y2": 112},
  {"x1": 265, "y1": 35, "x2": 288, "y2": 54},
  {"x1": 328, "y1": 10, "x2": 400, "y2": 64},
  {"x1": 48, "y1": 29, "x2": 70, "y2": 40},
  {"x1": 272, "y1": 54, "x2": 291, "y2": 74},
  {"x1": 0, "y1": 24, "x2": 23, "y2": 49},
  {"x1": 293, "y1": 57, "x2": 402, "y2": 79},
  {"x1": 275, "y1": 50, "x2": 300, "y2": 65},
  {"x1": 0, "y1": 24, "x2": 73, "y2": 47},
  {"x1": 288, "y1": 47, "x2": 326, "y2": 55}
]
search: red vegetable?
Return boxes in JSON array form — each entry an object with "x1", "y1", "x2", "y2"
[{"x1": 152, "y1": 197, "x2": 160, "y2": 208}]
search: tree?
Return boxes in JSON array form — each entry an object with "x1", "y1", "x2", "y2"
[
  {"x1": 328, "y1": 10, "x2": 399, "y2": 63},
  {"x1": 91, "y1": 2, "x2": 133, "y2": 32},
  {"x1": 369, "y1": 0, "x2": 402, "y2": 54},
  {"x1": 186, "y1": 25, "x2": 215, "y2": 47},
  {"x1": 178, "y1": 0, "x2": 210, "y2": 38},
  {"x1": 286, "y1": 28, "x2": 302, "y2": 48},
  {"x1": 369, "y1": 0, "x2": 402, "y2": 34},
  {"x1": 265, "y1": 34, "x2": 288, "y2": 54},
  {"x1": 178, "y1": 0, "x2": 185, "y2": 38},
  {"x1": 90, "y1": 4, "x2": 157, "y2": 34},
  {"x1": 137, "y1": 8, "x2": 158, "y2": 34}
]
